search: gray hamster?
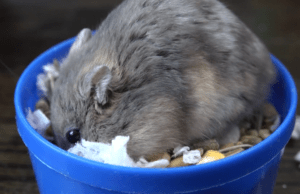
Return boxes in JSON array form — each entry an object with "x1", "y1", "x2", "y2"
[{"x1": 47, "y1": 0, "x2": 275, "y2": 160}]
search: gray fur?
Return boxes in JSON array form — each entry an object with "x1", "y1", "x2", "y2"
[{"x1": 49, "y1": 0, "x2": 275, "y2": 160}]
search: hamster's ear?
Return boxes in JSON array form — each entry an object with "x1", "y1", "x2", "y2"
[
  {"x1": 77, "y1": 66, "x2": 112, "y2": 105},
  {"x1": 69, "y1": 28, "x2": 92, "y2": 54},
  {"x1": 92, "y1": 66, "x2": 112, "y2": 105}
]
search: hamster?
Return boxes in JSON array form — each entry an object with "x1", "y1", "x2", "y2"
[{"x1": 47, "y1": 0, "x2": 275, "y2": 161}]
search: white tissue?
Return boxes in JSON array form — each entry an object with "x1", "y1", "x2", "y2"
[
  {"x1": 172, "y1": 146, "x2": 190, "y2": 158},
  {"x1": 136, "y1": 158, "x2": 170, "y2": 168},
  {"x1": 68, "y1": 136, "x2": 171, "y2": 168},
  {"x1": 183, "y1": 150, "x2": 201, "y2": 164},
  {"x1": 26, "y1": 108, "x2": 51, "y2": 136},
  {"x1": 68, "y1": 136, "x2": 136, "y2": 167}
]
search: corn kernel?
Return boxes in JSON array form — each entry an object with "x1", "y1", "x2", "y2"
[{"x1": 197, "y1": 150, "x2": 225, "y2": 165}]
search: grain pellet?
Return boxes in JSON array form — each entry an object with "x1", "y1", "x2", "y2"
[
  {"x1": 241, "y1": 135, "x2": 262, "y2": 145},
  {"x1": 263, "y1": 103, "x2": 279, "y2": 119},
  {"x1": 220, "y1": 142, "x2": 235, "y2": 150},
  {"x1": 146, "y1": 152, "x2": 171, "y2": 162},
  {"x1": 168, "y1": 156, "x2": 190, "y2": 168},
  {"x1": 224, "y1": 148, "x2": 244, "y2": 157},
  {"x1": 258, "y1": 129, "x2": 271, "y2": 140},
  {"x1": 236, "y1": 141, "x2": 243, "y2": 145},
  {"x1": 193, "y1": 139, "x2": 219, "y2": 151},
  {"x1": 246, "y1": 129, "x2": 259, "y2": 136},
  {"x1": 35, "y1": 98, "x2": 51, "y2": 119}
]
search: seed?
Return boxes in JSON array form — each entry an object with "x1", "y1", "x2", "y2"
[
  {"x1": 263, "y1": 103, "x2": 278, "y2": 119},
  {"x1": 220, "y1": 142, "x2": 235, "y2": 150},
  {"x1": 193, "y1": 139, "x2": 219, "y2": 151},
  {"x1": 35, "y1": 99, "x2": 50, "y2": 118},
  {"x1": 146, "y1": 152, "x2": 171, "y2": 162},
  {"x1": 219, "y1": 144, "x2": 252, "y2": 153},
  {"x1": 235, "y1": 141, "x2": 243, "y2": 145},
  {"x1": 246, "y1": 129, "x2": 259, "y2": 136},
  {"x1": 259, "y1": 129, "x2": 271, "y2": 140},
  {"x1": 241, "y1": 135, "x2": 262, "y2": 145},
  {"x1": 168, "y1": 156, "x2": 190, "y2": 167},
  {"x1": 224, "y1": 148, "x2": 244, "y2": 157},
  {"x1": 45, "y1": 125, "x2": 54, "y2": 137}
]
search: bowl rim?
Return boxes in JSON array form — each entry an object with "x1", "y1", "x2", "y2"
[{"x1": 14, "y1": 36, "x2": 298, "y2": 192}]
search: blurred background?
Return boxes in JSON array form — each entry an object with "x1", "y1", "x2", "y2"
[{"x1": 0, "y1": 0, "x2": 299, "y2": 193}]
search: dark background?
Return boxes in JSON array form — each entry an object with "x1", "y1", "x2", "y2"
[{"x1": 0, "y1": 0, "x2": 299, "y2": 193}]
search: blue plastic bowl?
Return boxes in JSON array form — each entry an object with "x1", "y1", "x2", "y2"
[{"x1": 14, "y1": 36, "x2": 297, "y2": 194}]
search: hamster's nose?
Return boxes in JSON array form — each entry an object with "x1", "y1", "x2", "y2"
[{"x1": 54, "y1": 133, "x2": 73, "y2": 150}]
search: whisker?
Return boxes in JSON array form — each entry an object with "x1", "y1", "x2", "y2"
[{"x1": 0, "y1": 58, "x2": 19, "y2": 83}]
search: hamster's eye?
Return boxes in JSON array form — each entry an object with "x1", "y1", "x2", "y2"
[{"x1": 66, "y1": 128, "x2": 80, "y2": 144}]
